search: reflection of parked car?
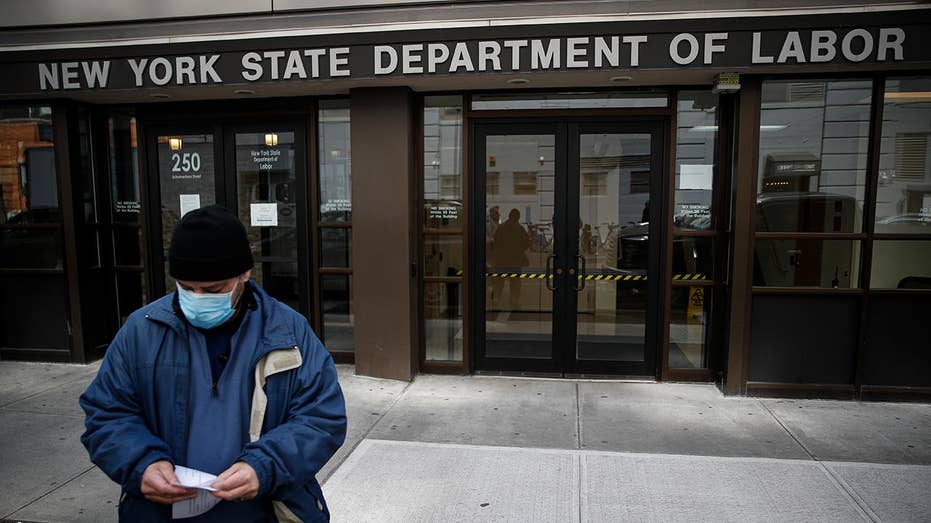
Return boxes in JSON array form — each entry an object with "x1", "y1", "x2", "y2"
[
  {"x1": 753, "y1": 193, "x2": 931, "y2": 288},
  {"x1": 754, "y1": 193, "x2": 858, "y2": 287},
  {"x1": 617, "y1": 221, "x2": 650, "y2": 273},
  {"x1": 675, "y1": 214, "x2": 712, "y2": 230},
  {"x1": 876, "y1": 213, "x2": 931, "y2": 233},
  {"x1": 756, "y1": 192, "x2": 858, "y2": 233},
  {"x1": 616, "y1": 222, "x2": 713, "y2": 277}
]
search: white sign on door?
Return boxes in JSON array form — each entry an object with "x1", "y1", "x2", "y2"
[
  {"x1": 179, "y1": 194, "x2": 201, "y2": 217},
  {"x1": 250, "y1": 202, "x2": 278, "y2": 227}
]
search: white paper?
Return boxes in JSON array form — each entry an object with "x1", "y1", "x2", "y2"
[
  {"x1": 250, "y1": 202, "x2": 278, "y2": 227},
  {"x1": 679, "y1": 164, "x2": 714, "y2": 191},
  {"x1": 171, "y1": 466, "x2": 220, "y2": 519},
  {"x1": 179, "y1": 194, "x2": 201, "y2": 217},
  {"x1": 173, "y1": 465, "x2": 217, "y2": 491}
]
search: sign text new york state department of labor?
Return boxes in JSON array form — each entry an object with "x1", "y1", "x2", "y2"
[{"x1": 33, "y1": 28, "x2": 911, "y2": 91}]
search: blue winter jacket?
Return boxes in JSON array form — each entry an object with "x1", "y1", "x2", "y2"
[{"x1": 80, "y1": 282, "x2": 347, "y2": 522}]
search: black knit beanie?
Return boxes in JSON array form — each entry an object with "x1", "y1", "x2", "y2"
[{"x1": 168, "y1": 205, "x2": 253, "y2": 281}]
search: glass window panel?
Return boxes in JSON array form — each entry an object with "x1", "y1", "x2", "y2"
[
  {"x1": 319, "y1": 99, "x2": 351, "y2": 222},
  {"x1": 424, "y1": 96, "x2": 463, "y2": 229},
  {"x1": 0, "y1": 273, "x2": 69, "y2": 349},
  {"x1": 671, "y1": 236, "x2": 713, "y2": 281},
  {"x1": 577, "y1": 134, "x2": 653, "y2": 274},
  {"x1": 754, "y1": 239, "x2": 860, "y2": 288},
  {"x1": 870, "y1": 240, "x2": 931, "y2": 289},
  {"x1": 513, "y1": 172, "x2": 538, "y2": 195},
  {"x1": 321, "y1": 274, "x2": 354, "y2": 353},
  {"x1": 425, "y1": 282, "x2": 463, "y2": 362},
  {"x1": 113, "y1": 225, "x2": 143, "y2": 267},
  {"x1": 0, "y1": 106, "x2": 59, "y2": 224},
  {"x1": 260, "y1": 261, "x2": 300, "y2": 311},
  {"x1": 424, "y1": 235, "x2": 463, "y2": 278},
  {"x1": 669, "y1": 286, "x2": 712, "y2": 369},
  {"x1": 757, "y1": 79, "x2": 871, "y2": 232},
  {"x1": 484, "y1": 134, "x2": 554, "y2": 360},
  {"x1": 756, "y1": 192, "x2": 860, "y2": 233},
  {"x1": 582, "y1": 172, "x2": 608, "y2": 196},
  {"x1": 0, "y1": 227, "x2": 63, "y2": 269},
  {"x1": 472, "y1": 91, "x2": 667, "y2": 110},
  {"x1": 675, "y1": 91, "x2": 718, "y2": 230},
  {"x1": 876, "y1": 77, "x2": 931, "y2": 233},
  {"x1": 320, "y1": 227, "x2": 350, "y2": 268},
  {"x1": 577, "y1": 133, "x2": 653, "y2": 362},
  {"x1": 486, "y1": 172, "x2": 500, "y2": 195},
  {"x1": 109, "y1": 113, "x2": 141, "y2": 222}
]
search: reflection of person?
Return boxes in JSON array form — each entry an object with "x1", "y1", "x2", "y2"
[
  {"x1": 581, "y1": 223, "x2": 595, "y2": 255},
  {"x1": 80, "y1": 205, "x2": 346, "y2": 521},
  {"x1": 491, "y1": 209, "x2": 530, "y2": 310},
  {"x1": 641, "y1": 200, "x2": 650, "y2": 223},
  {"x1": 485, "y1": 205, "x2": 500, "y2": 260}
]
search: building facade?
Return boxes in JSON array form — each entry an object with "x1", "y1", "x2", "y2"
[{"x1": 1, "y1": 0, "x2": 929, "y2": 400}]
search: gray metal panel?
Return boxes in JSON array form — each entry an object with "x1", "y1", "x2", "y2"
[
  {"x1": 274, "y1": 0, "x2": 500, "y2": 10},
  {"x1": 0, "y1": 0, "x2": 272, "y2": 29},
  {"x1": 274, "y1": 0, "x2": 915, "y2": 12},
  {"x1": 0, "y1": 1, "x2": 921, "y2": 48}
]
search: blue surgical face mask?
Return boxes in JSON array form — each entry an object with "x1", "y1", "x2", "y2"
[{"x1": 176, "y1": 279, "x2": 241, "y2": 329}]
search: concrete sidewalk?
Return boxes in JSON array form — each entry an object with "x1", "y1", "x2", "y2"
[{"x1": 1, "y1": 362, "x2": 930, "y2": 522}]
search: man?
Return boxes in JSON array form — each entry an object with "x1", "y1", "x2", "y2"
[{"x1": 80, "y1": 205, "x2": 347, "y2": 522}]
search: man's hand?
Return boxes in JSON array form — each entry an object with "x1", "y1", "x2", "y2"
[
  {"x1": 211, "y1": 461, "x2": 260, "y2": 501},
  {"x1": 141, "y1": 460, "x2": 197, "y2": 505}
]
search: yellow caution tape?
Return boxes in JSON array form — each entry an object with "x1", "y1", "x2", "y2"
[
  {"x1": 672, "y1": 273, "x2": 709, "y2": 280},
  {"x1": 480, "y1": 272, "x2": 707, "y2": 281}
]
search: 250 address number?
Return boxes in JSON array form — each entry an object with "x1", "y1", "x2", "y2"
[{"x1": 171, "y1": 152, "x2": 201, "y2": 173}]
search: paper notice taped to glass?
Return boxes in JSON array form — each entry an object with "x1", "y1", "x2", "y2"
[
  {"x1": 679, "y1": 164, "x2": 713, "y2": 191},
  {"x1": 179, "y1": 194, "x2": 201, "y2": 217},
  {"x1": 172, "y1": 466, "x2": 219, "y2": 519},
  {"x1": 250, "y1": 202, "x2": 278, "y2": 227}
]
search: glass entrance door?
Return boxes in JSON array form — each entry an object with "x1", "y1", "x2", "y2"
[
  {"x1": 228, "y1": 124, "x2": 308, "y2": 314},
  {"x1": 148, "y1": 121, "x2": 309, "y2": 317},
  {"x1": 474, "y1": 121, "x2": 665, "y2": 376},
  {"x1": 481, "y1": 130, "x2": 560, "y2": 371}
]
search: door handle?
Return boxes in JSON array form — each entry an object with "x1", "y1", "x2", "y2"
[
  {"x1": 573, "y1": 254, "x2": 587, "y2": 291},
  {"x1": 545, "y1": 254, "x2": 557, "y2": 291}
]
